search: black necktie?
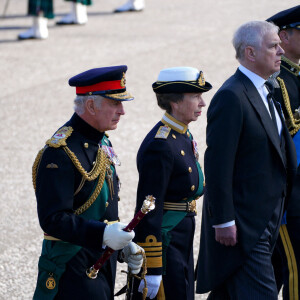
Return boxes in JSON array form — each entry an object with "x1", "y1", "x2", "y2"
[{"x1": 265, "y1": 82, "x2": 279, "y2": 134}]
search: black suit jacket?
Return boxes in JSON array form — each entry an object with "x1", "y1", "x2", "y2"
[{"x1": 196, "y1": 69, "x2": 297, "y2": 293}]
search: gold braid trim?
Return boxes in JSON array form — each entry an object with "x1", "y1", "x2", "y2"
[
  {"x1": 32, "y1": 148, "x2": 46, "y2": 191},
  {"x1": 74, "y1": 161, "x2": 109, "y2": 215},
  {"x1": 277, "y1": 77, "x2": 300, "y2": 135},
  {"x1": 32, "y1": 143, "x2": 111, "y2": 216},
  {"x1": 63, "y1": 146, "x2": 107, "y2": 181}
]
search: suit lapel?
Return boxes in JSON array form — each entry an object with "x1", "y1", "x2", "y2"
[{"x1": 235, "y1": 70, "x2": 284, "y2": 164}]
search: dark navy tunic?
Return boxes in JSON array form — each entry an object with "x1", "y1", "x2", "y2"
[
  {"x1": 131, "y1": 112, "x2": 204, "y2": 300},
  {"x1": 33, "y1": 113, "x2": 120, "y2": 300}
]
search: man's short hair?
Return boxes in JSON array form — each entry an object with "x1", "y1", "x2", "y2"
[
  {"x1": 156, "y1": 93, "x2": 184, "y2": 114},
  {"x1": 232, "y1": 21, "x2": 279, "y2": 60},
  {"x1": 74, "y1": 95, "x2": 103, "y2": 115}
]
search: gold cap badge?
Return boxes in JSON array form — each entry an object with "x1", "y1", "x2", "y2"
[
  {"x1": 120, "y1": 72, "x2": 126, "y2": 87},
  {"x1": 197, "y1": 71, "x2": 205, "y2": 86}
]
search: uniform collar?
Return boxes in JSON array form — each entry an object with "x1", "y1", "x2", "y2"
[
  {"x1": 70, "y1": 113, "x2": 104, "y2": 143},
  {"x1": 161, "y1": 112, "x2": 188, "y2": 134},
  {"x1": 281, "y1": 56, "x2": 300, "y2": 76}
]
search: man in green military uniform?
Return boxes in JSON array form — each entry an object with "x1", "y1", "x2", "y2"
[
  {"x1": 267, "y1": 6, "x2": 300, "y2": 300},
  {"x1": 32, "y1": 65, "x2": 144, "y2": 299}
]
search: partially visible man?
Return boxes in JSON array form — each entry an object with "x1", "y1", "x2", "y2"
[
  {"x1": 32, "y1": 65, "x2": 144, "y2": 299},
  {"x1": 196, "y1": 21, "x2": 297, "y2": 299},
  {"x1": 267, "y1": 6, "x2": 300, "y2": 300}
]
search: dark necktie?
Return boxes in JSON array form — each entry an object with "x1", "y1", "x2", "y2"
[{"x1": 265, "y1": 82, "x2": 279, "y2": 134}]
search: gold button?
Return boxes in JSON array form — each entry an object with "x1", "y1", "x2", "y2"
[
  {"x1": 191, "y1": 185, "x2": 195, "y2": 191},
  {"x1": 181, "y1": 150, "x2": 185, "y2": 156},
  {"x1": 105, "y1": 202, "x2": 109, "y2": 207},
  {"x1": 93, "y1": 161, "x2": 96, "y2": 165},
  {"x1": 103, "y1": 219, "x2": 108, "y2": 224},
  {"x1": 187, "y1": 132, "x2": 190, "y2": 137},
  {"x1": 84, "y1": 143, "x2": 89, "y2": 148},
  {"x1": 172, "y1": 134, "x2": 176, "y2": 139},
  {"x1": 188, "y1": 167, "x2": 192, "y2": 173}
]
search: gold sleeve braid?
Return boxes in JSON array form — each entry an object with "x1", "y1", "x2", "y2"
[
  {"x1": 138, "y1": 235, "x2": 163, "y2": 268},
  {"x1": 277, "y1": 77, "x2": 300, "y2": 135}
]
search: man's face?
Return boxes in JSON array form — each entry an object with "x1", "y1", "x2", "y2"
[
  {"x1": 171, "y1": 93, "x2": 206, "y2": 125},
  {"x1": 93, "y1": 98, "x2": 125, "y2": 132},
  {"x1": 285, "y1": 29, "x2": 300, "y2": 60},
  {"x1": 254, "y1": 31, "x2": 284, "y2": 78}
]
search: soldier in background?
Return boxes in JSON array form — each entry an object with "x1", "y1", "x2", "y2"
[
  {"x1": 114, "y1": 0, "x2": 145, "y2": 13},
  {"x1": 18, "y1": 0, "x2": 91, "y2": 40},
  {"x1": 32, "y1": 65, "x2": 144, "y2": 299},
  {"x1": 267, "y1": 6, "x2": 300, "y2": 300}
]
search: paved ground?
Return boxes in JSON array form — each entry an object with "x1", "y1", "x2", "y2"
[{"x1": 0, "y1": 0, "x2": 298, "y2": 299}]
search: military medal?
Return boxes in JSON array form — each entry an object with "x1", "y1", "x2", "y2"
[
  {"x1": 192, "y1": 140, "x2": 199, "y2": 160},
  {"x1": 46, "y1": 273, "x2": 56, "y2": 290},
  {"x1": 101, "y1": 145, "x2": 121, "y2": 166}
]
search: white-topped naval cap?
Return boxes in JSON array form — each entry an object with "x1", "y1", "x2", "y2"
[{"x1": 157, "y1": 67, "x2": 200, "y2": 81}]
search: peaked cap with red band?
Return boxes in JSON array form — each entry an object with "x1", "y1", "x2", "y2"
[{"x1": 69, "y1": 65, "x2": 134, "y2": 101}]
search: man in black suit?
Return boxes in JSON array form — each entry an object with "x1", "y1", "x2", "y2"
[{"x1": 196, "y1": 21, "x2": 297, "y2": 299}]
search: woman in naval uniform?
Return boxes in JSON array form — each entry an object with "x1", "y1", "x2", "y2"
[{"x1": 131, "y1": 67, "x2": 212, "y2": 299}]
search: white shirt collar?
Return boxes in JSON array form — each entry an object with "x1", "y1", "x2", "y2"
[{"x1": 238, "y1": 65, "x2": 266, "y2": 90}]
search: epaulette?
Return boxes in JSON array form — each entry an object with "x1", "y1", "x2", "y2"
[
  {"x1": 46, "y1": 126, "x2": 73, "y2": 148},
  {"x1": 155, "y1": 125, "x2": 171, "y2": 139}
]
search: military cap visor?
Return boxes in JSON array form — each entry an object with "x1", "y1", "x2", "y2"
[
  {"x1": 69, "y1": 65, "x2": 134, "y2": 101},
  {"x1": 267, "y1": 5, "x2": 300, "y2": 30},
  {"x1": 152, "y1": 67, "x2": 212, "y2": 94}
]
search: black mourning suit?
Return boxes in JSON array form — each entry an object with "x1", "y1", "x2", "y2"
[{"x1": 196, "y1": 69, "x2": 297, "y2": 298}]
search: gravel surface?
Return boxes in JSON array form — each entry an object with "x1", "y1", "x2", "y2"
[{"x1": 0, "y1": 0, "x2": 297, "y2": 298}]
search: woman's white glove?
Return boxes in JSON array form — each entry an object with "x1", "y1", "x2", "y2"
[
  {"x1": 102, "y1": 222, "x2": 134, "y2": 250},
  {"x1": 138, "y1": 275, "x2": 162, "y2": 299},
  {"x1": 120, "y1": 241, "x2": 144, "y2": 274}
]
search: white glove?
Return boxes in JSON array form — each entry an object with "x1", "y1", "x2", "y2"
[
  {"x1": 138, "y1": 275, "x2": 162, "y2": 299},
  {"x1": 121, "y1": 241, "x2": 144, "y2": 274},
  {"x1": 102, "y1": 222, "x2": 134, "y2": 250}
]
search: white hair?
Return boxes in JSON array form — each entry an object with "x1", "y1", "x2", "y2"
[
  {"x1": 232, "y1": 21, "x2": 279, "y2": 61},
  {"x1": 73, "y1": 95, "x2": 103, "y2": 115}
]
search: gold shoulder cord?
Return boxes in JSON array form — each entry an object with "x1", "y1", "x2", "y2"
[
  {"x1": 32, "y1": 148, "x2": 46, "y2": 191},
  {"x1": 277, "y1": 77, "x2": 300, "y2": 135},
  {"x1": 64, "y1": 146, "x2": 110, "y2": 215},
  {"x1": 32, "y1": 144, "x2": 111, "y2": 215},
  {"x1": 63, "y1": 146, "x2": 107, "y2": 181}
]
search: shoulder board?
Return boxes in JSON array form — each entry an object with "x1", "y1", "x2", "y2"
[
  {"x1": 46, "y1": 126, "x2": 73, "y2": 148},
  {"x1": 155, "y1": 125, "x2": 171, "y2": 139}
]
